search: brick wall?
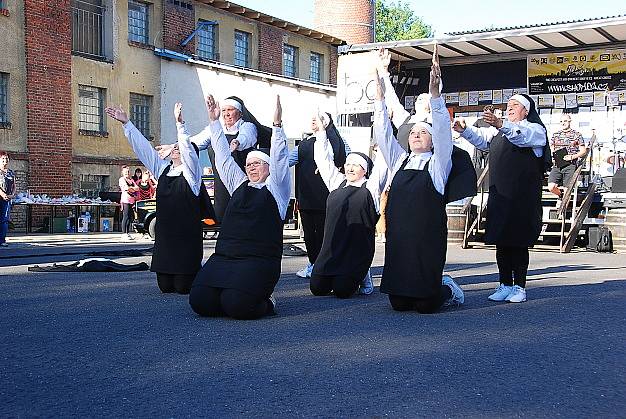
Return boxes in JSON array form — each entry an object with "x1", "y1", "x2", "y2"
[
  {"x1": 258, "y1": 23, "x2": 283, "y2": 75},
  {"x1": 24, "y1": 0, "x2": 73, "y2": 197},
  {"x1": 163, "y1": 0, "x2": 196, "y2": 55},
  {"x1": 313, "y1": 0, "x2": 375, "y2": 45},
  {"x1": 329, "y1": 48, "x2": 338, "y2": 85}
]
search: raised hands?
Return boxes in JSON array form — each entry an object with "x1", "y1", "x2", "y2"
[
  {"x1": 378, "y1": 48, "x2": 391, "y2": 75},
  {"x1": 374, "y1": 69, "x2": 385, "y2": 101},
  {"x1": 205, "y1": 94, "x2": 220, "y2": 122},
  {"x1": 105, "y1": 105, "x2": 129, "y2": 124},
  {"x1": 274, "y1": 95, "x2": 282, "y2": 126},
  {"x1": 429, "y1": 44, "x2": 441, "y2": 99},
  {"x1": 452, "y1": 119, "x2": 466, "y2": 133},
  {"x1": 174, "y1": 102, "x2": 184, "y2": 124},
  {"x1": 155, "y1": 144, "x2": 174, "y2": 159},
  {"x1": 482, "y1": 109, "x2": 503, "y2": 129}
]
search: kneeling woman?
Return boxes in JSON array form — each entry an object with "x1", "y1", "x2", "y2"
[
  {"x1": 105, "y1": 103, "x2": 206, "y2": 294},
  {"x1": 309, "y1": 122, "x2": 383, "y2": 298},
  {"x1": 189, "y1": 95, "x2": 290, "y2": 320},
  {"x1": 374, "y1": 47, "x2": 464, "y2": 313}
]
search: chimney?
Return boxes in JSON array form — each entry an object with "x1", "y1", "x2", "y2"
[{"x1": 313, "y1": 0, "x2": 375, "y2": 45}]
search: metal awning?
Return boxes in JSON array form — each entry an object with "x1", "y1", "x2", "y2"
[{"x1": 338, "y1": 15, "x2": 626, "y2": 67}]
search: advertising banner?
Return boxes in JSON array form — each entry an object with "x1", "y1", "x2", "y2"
[{"x1": 528, "y1": 49, "x2": 626, "y2": 94}]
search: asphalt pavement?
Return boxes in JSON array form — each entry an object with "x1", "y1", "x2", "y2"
[{"x1": 0, "y1": 232, "x2": 624, "y2": 417}]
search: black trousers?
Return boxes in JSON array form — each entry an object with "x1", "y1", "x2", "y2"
[
  {"x1": 188, "y1": 286, "x2": 274, "y2": 320},
  {"x1": 388, "y1": 286, "x2": 452, "y2": 314},
  {"x1": 121, "y1": 203, "x2": 134, "y2": 234},
  {"x1": 496, "y1": 246, "x2": 529, "y2": 288},
  {"x1": 310, "y1": 273, "x2": 360, "y2": 299},
  {"x1": 299, "y1": 210, "x2": 326, "y2": 264},
  {"x1": 156, "y1": 272, "x2": 195, "y2": 294}
]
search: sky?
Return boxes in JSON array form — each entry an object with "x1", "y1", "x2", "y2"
[{"x1": 234, "y1": 0, "x2": 625, "y2": 37}]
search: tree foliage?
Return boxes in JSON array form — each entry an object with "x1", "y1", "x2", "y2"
[{"x1": 375, "y1": 0, "x2": 432, "y2": 42}]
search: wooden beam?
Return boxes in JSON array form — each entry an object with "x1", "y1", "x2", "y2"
[
  {"x1": 467, "y1": 41, "x2": 497, "y2": 54},
  {"x1": 559, "y1": 31, "x2": 585, "y2": 46},
  {"x1": 496, "y1": 38, "x2": 525, "y2": 52},
  {"x1": 527, "y1": 34, "x2": 554, "y2": 49}
]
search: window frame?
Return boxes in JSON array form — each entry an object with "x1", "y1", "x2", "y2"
[
  {"x1": 78, "y1": 84, "x2": 106, "y2": 135},
  {"x1": 309, "y1": 52, "x2": 323, "y2": 83},
  {"x1": 0, "y1": 72, "x2": 9, "y2": 127},
  {"x1": 129, "y1": 93, "x2": 153, "y2": 140},
  {"x1": 128, "y1": 0, "x2": 149, "y2": 45},
  {"x1": 233, "y1": 30, "x2": 250, "y2": 68},
  {"x1": 197, "y1": 21, "x2": 218, "y2": 61},
  {"x1": 71, "y1": 0, "x2": 106, "y2": 59},
  {"x1": 283, "y1": 44, "x2": 298, "y2": 78}
]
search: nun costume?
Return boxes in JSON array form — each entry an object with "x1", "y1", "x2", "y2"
[
  {"x1": 456, "y1": 94, "x2": 548, "y2": 303},
  {"x1": 189, "y1": 96, "x2": 271, "y2": 222},
  {"x1": 289, "y1": 112, "x2": 347, "y2": 278},
  {"x1": 373, "y1": 50, "x2": 466, "y2": 314},
  {"x1": 308, "y1": 131, "x2": 383, "y2": 298},
  {"x1": 189, "y1": 95, "x2": 290, "y2": 320},
  {"x1": 106, "y1": 104, "x2": 211, "y2": 294}
]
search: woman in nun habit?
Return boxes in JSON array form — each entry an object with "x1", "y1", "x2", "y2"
[
  {"x1": 105, "y1": 103, "x2": 212, "y2": 294},
  {"x1": 308, "y1": 119, "x2": 385, "y2": 299},
  {"x1": 189, "y1": 95, "x2": 290, "y2": 320},
  {"x1": 373, "y1": 45, "x2": 465, "y2": 313},
  {"x1": 454, "y1": 93, "x2": 549, "y2": 303},
  {"x1": 162, "y1": 96, "x2": 271, "y2": 223},
  {"x1": 289, "y1": 111, "x2": 347, "y2": 279}
]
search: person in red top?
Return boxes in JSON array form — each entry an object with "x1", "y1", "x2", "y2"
[
  {"x1": 135, "y1": 170, "x2": 155, "y2": 201},
  {"x1": 119, "y1": 165, "x2": 139, "y2": 240}
]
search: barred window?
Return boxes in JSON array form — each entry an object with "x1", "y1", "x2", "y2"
[
  {"x1": 128, "y1": 0, "x2": 149, "y2": 44},
  {"x1": 197, "y1": 22, "x2": 218, "y2": 61},
  {"x1": 310, "y1": 52, "x2": 323, "y2": 83},
  {"x1": 283, "y1": 44, "x2": 298, "y2": 78},
  {"x1": 0, "y1": 73, "x2": 8, "y2": 125},
  {"x1": 78, "y1": 85, "x2": 105, "y2": 133},
  {"x1": 233, "y1": 30, "x2": 250, "y2": 68},
  {"x1": 130, "y1": 93, "x2": 152, "y2": 139},
  {"x1": 72, "y1": 0, "x2": 105, "y2": 58}
]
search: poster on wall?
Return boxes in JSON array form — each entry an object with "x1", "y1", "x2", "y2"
[
  {"x1": 528, "y1": 49, "x2": 626, "y2": 95},
  {"x1": 565, "y1": 93, "x2": 578, "y2": 108},
  {"x1": 493, "y1": 90, "x2": 503, "y2": 104},
  {"x1": 336, "y1": 51, "x2": 378, "y2": 114},
  {"x1": 554, "y1": 94, "x2": 566, "y2": 108},
  {"x1": 538, "y1": 95, "x2": 554, "y2": 108},
  {"x1": 459, "y1": 92, "x2": 469, "y2": 106},
  {"x1": 479, "y1": 90, "x2": 493, "y2": 103},
  {"x1": 577, "y1": 92, "x2": 594, "y2": 105},
  {"x1": 608, "y1": 91, "x2": 620, "y2": 106},
  {"x1": 502, "y1": 89, "x2": 513, "y2": 102},
  {"x1": 468, "y1": 91, "x2": 479, "y2": 105}
]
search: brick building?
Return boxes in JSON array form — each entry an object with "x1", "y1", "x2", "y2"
[{"x1": 0, "y1": 0, "x2": 344, "y2": 231}]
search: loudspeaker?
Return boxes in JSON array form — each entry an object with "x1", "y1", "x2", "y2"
[{"x1": 612, "y1": 168, "x2": 626, "y2": 193}]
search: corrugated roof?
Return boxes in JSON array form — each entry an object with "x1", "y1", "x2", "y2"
[
  {"x1": 339, "y1": 15, "x2": 626, "y2": 67},
  {"x1": 446, "y1": 14, "x2": 626, "y2": 36},
  {"x1": 196, "y1": 0, "x2": 345, "y2": 46}
]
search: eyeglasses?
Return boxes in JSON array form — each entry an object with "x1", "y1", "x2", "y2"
[{"x1": 245, "y1": 161, "x2": 267, "y2": 169}]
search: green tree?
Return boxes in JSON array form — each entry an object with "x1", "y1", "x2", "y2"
[{"x1": 375, "y1": 0, "x2": 432, "y2": 42}]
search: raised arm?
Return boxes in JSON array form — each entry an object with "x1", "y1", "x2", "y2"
[
  {"x1": 106, "y1": 105, "x2": 169, "y2": 177},
  {"x1": 206, "y1": 95, "x2": 247, "y2": 195},
  {"x1": 500, "y1": 119, "x2": 547, "y2": 149},
  {"x1": 428, "y1": 45, "x2": 453, "y2": 194},
  {"x1": 378, "y1": 48, "x2": 410, "y2": 127},
  {"x1": 373, "y1": 72, "x2": 408, "y2": 172},
  {"x1": 313, "y1": 121, "x2": 345, "y2": 192},
  {"x1": 174, "y1": 103, "x2": 202, "y2": 196},
  {"x1": 266, "y1": 95, "x2": 291, "y2": 220}
]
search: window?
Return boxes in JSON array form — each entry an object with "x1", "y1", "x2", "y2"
[
  {"x1": 130, "y1": 93, "x2": 152, "y2": 139},
  {"x1": 79, "y1": 174, "x2": 110, "y2": 198},
  {"x1": 310, "y1": 52, "x2": 323, "y2": 83},
  {"x1": 128, "y1": 0, "x2": 149, "y2": 44},
  {"x1": 197, "y1": 21, "x2": 218, "y2": 61},
  {"x1": 0, "y1": 73, "x2": 8, "y2": 126},
  {"x1": 78, "y1": 85, "x2": 105, "y2": 133},
  {"x1": 72, "y1": 0, "x2": 105, "y2": 58},
  {"x1": 283, "y1": 44, "x2": 298, "y2": 78},
  {"x1": 233, "y1": 30, "x2": 250, "y2": 67}
]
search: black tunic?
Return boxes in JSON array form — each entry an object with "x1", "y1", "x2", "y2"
[
  {"x1": 151, "y1": 165, "x2": 203, "y2": 276},
  {"x1": 380, "y1": 159, "x2": 447, "y2": 299},
  {"x1": 485, "y1": 132, "x2": 543, "y2": 247},
  {"x1": 312, "y1": 181, "x2": 379, "y2": 278},
  {"x1": 207, "y1": 132, "x2": 254, "y2": 223},
  {"x1": 296, "y1": 135, "x2": 346, "y2": 211},
  {"x1": 193, "y1": 182, "x2": 283, "y2": 298}
]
